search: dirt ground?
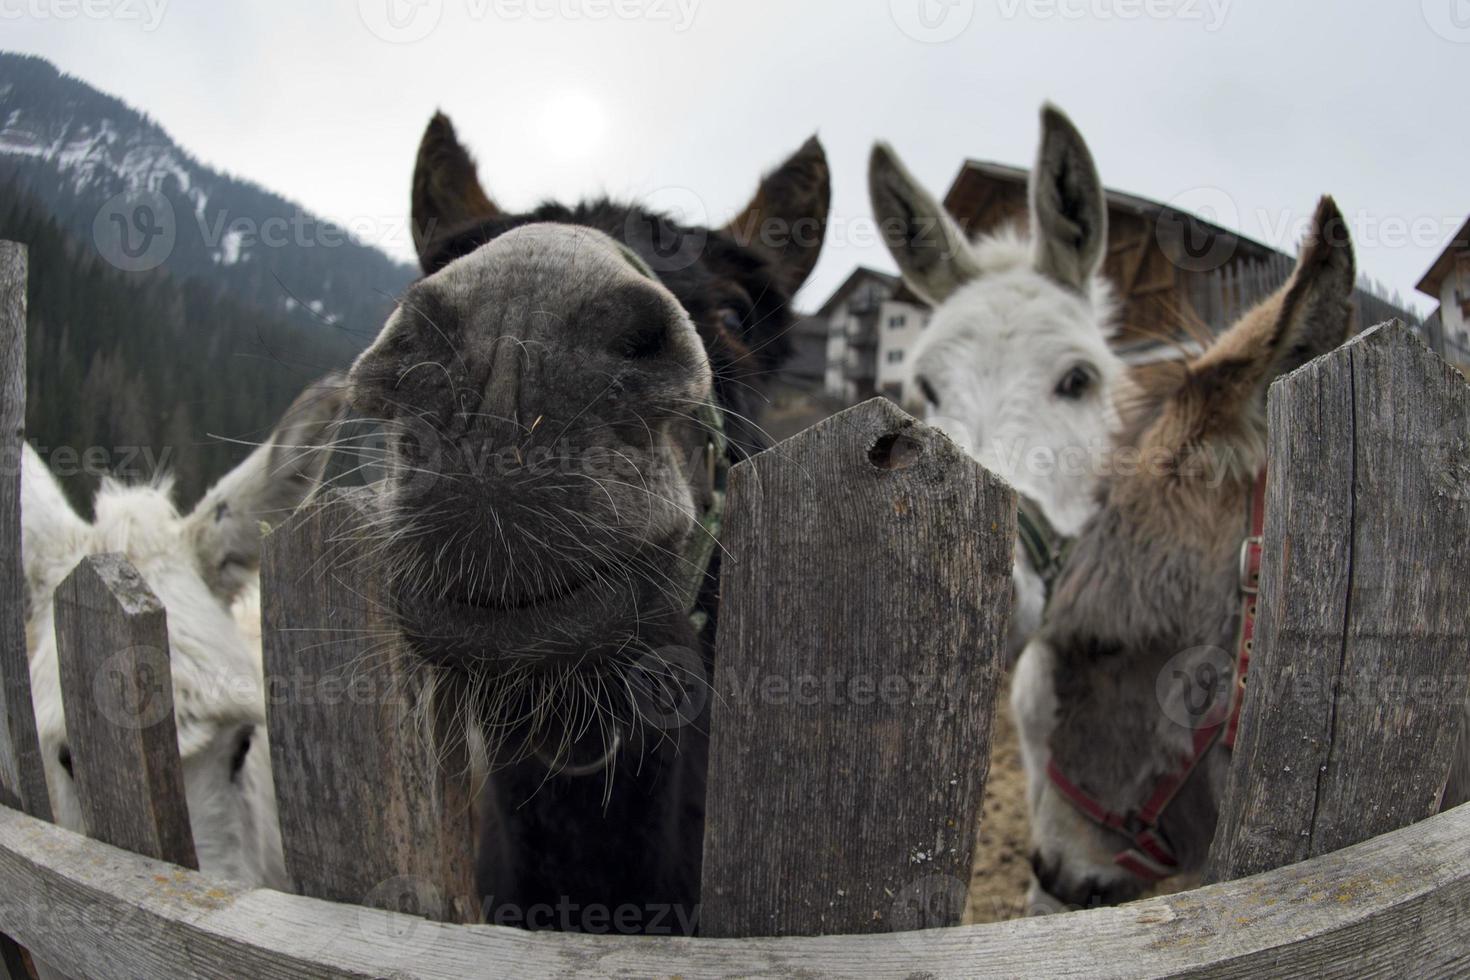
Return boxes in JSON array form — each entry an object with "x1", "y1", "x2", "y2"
[{"x1": 964, "y1": 679, "x2": 1033, "y2": 923}]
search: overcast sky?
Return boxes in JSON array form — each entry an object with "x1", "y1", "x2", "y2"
[{"x1": 5, "y1": 0, "x2": 1465, "y2": 315}]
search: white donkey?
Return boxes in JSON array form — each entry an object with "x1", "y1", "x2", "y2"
[
  {"x1": 21, "y1": 376, "x2": 343, "y2": 888},
  {"x1": 869, "y1": 105, "x2": 1126, "y2": 657}
]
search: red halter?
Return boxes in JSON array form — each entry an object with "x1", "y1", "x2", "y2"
[{"x1": 1045, "y1": 471, "x2": 1266, "y2": 882}]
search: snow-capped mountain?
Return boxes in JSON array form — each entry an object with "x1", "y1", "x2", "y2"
[{"x1": 0, "y1": 52, "x2": 415, "y2": 337}]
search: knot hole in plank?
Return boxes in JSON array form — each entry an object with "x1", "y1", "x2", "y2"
[{"x1": 868, "y1": 426, "x2": 924, "y2": 471}]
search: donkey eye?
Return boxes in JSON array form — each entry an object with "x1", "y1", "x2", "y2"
[
  {"x1": 230, "y1": 727, "x2": 254, "y2": 782},
  {"x1": 917, "y1": 376, "x2": 941, "y2": 407},
  {"x1": 718, "y1": 307, "x2": 746, "y2": 332},
  {"x1": 1055, "y1": 365, "x2": 1095, "y2": 400}
]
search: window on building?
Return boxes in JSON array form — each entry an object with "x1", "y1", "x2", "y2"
[
  {"x1": 887, "y1": 315, "x2": 906, "y2": 329},
  {"x1": 886, "y1": 350, "x2": 905, "y2": 364}
]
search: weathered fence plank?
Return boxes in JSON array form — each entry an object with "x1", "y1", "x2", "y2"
[
  {"x1": 0, "y1": 241, "x2": 48, "y2": 822},
  {"x1": 53, "y1": 554, "x2": 198, "y2": 869},
  {"x1": 261, "y1": 488, "x2": 477, "y2": 923},
  {"x1": 1, "y1": 800, "x2": 1469, "y2": 979},
  {"x1": 1, "y1": 240, "x2": 49, "y2": 979},
  {"x1": 1207, "y1": 322, "x2": 1470, "y2": 882},
  {"x1": 701, "y1": 398, "x2": 1014, "y2": 938}
]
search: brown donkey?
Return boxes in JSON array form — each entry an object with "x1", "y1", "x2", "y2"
[{"x1": 1012, "y1": 197, "x2": 1357, "y2": 909}]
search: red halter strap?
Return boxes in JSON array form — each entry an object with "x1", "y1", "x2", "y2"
[{"x1": 1045, "y1": 469, "x2": 1266, "y2": 882}]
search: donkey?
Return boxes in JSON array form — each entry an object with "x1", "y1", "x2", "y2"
[
  {"x1": 868, "y1": 105, "x2": 1126, "y2": 658},
  {"x1": 1012, "y1": 198, "x2": 1356, "y2": 910},
  {"x1": 343, "y1": 113, "x2": 828, "y2": 932},
  {"x1": 21, "y1": 376, "x2": 344, "y2": 888}
]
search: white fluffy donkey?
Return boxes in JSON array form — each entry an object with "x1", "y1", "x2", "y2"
[
  {"x1": 21, "y1": 376, "x2": 343, "y2": 888},
  {"x1": 870, "y1": 105, "x2": 1127, "y2": 657}
]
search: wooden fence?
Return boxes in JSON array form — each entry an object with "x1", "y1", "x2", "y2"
[{"x1": 0, "y1": 238, "x2": 1468, "y2": 977}]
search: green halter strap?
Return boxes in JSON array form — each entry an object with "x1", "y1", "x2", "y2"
[
  {"x1": 1016, "y1": 494, "x2": 1072, "y2": 605},
  {"x1": 680, "y1": 398, "x2": 728, "y2": 632}
]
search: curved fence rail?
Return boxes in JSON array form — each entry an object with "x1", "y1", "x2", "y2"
[{"x1": 0, "y1": 801, "x2": 1466, "y2": 978}]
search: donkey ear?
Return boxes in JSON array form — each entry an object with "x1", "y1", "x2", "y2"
[
  {"x1": 186, "y1": 374, "x2": 347, "y2": 603},
  {"x1": 869, "y1": 141, "x2": 981, "y2": 307},
  {"x1": 20, "y1": 442, "x2": 88, "y2": 617},
  {"x1": 1030, "y1": 104, "x2": 1108, "y2": 293},
  {"x1": 411, "y1": 111, "x2": 500, "y2": 272},
  {"x1": 1264, "y1": 196, "x2": 1356, "y2": 379},
  {"x1": 723, "y1": 135, "x2": 831, "y2": 295}
]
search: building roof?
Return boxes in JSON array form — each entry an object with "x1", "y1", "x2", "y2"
[
  {"x1": 943, "y1": 158, "x2": 1283, "y2": 264},
  {"x1": 1415, "y1": 216, "x2": 1470, "y2": 297},
  {"x1": 815, "y1": 266, "x2": 901, "y2": 318}
]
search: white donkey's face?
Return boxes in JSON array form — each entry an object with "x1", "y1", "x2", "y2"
[
  {"x1": 870, "y1": 106, "x2": 1126, "y2": 537},
  {"x1": 20, "y1": 377, "x2": 343, "y2": 888}
]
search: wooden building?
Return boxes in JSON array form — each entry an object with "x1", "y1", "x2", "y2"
[{"x1": 942, "y1": 160, "x2": 1419, "y2": 360}]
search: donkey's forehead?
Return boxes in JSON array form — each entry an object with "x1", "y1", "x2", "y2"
[
  {"x1": 423, "y1": 222, "x2": 663, "y2": 311},
  {"x1": 938, "y1": 272, "x2": 1108, "y2": 346}
]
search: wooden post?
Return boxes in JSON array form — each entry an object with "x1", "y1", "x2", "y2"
[
  {"x1": 0, "y1": 242, "x2": 48, "y2": 822},
  {"x1": 701, "y1": 398, "x2": 1014, "y2": 938},
  {"x1": 0, "y1": 240, "x2": 50, "y2": 979},
  {"x1": 260, "y1": 488, "x2": 477, "y2": 923},
  {"x1": 54, "y1": 555, "x2": 197, "y2": 869},
  {"x1": 1207, "y1": 322, "x2": 1470, "y2": 883}
]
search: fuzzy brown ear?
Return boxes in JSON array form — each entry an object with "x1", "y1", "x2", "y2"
[
  {"x1": 411, "y1": 111, "x2": 500, "y2": 271},
  {"x1": 869, "y1": 141, "x2": 982, "y2": 307},
  {"x1": 723, "y1": 136, "x2": 831, "y2": 295},
  {"x1": 1030, "y1": 104, "x2": 1108, "y2": 293},
  {"x1": 1265, "y1": 196, "x2": 1357, "y2": 380}
]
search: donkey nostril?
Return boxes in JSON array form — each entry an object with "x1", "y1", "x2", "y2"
[
  {"x1": 619, "y1": 320, "x2": 668, "y2": 360},
  {"x1": 1029, "y1": 851, "x2": 1061, "y2": 896}
]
